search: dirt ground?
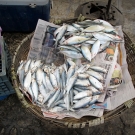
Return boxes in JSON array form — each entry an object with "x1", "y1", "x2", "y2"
[{"x1": 1, "y1": 0, "x2": 135, "y2": 134}]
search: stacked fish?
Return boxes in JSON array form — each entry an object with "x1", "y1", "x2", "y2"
[
  {"x1": 54, "y1": 19, "x2": 122, "y2": 61},
  {"x1": 17, "y1": 58, "x2": 107, "y2": 112}
]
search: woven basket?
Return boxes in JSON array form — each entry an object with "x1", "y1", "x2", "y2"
[{"x1": 11, "y1": 18, "x2": 135, "y2": 128}]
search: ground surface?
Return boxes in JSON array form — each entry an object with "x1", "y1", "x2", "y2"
[{"x1": 0, "y1": 0, "x2": 135, "y2": 134}]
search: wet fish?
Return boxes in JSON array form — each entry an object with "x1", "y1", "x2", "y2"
[
  {"x1": 89, "y1": 66, "x2": 107, "y2": 73},
  {"x1": 60, "y1": 50, "x2": 83, "y2": 59},
  {"x1": 89, "y1": 76, "x2": 103, "y2": 91},
  {"x1": 24, "y1": 70, "x2": 31, "y2": 89},
  {"x1": 86, "y1": 70, "x2": 103, "y2": 81},
  {"x1": 73, "y1": 97, "x2": 92, "y2": 109},
  {"x1": 81, "y1": 45, "x2": 92, "y2": 62},
  {"x1": 91, "y1": 40, "x2": 100, "y2": 59},
  {"x1": 31, "y1": 79, "x2": 38, "y2": 102},
  {"x1": 83, "y1": 25, "x2": 105, "y2": 32},
  {"x1": 74, "y1": 90, "x2": 92, "y2": 100},
  {"x1": 62, "y1": 36, "x2": 90, "y2": 45}
]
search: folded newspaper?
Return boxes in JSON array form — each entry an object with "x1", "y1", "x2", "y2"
[{"x1": 26, "y1": 19, "x2": 135, "y2": 119}]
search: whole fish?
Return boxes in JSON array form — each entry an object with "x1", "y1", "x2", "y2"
[
  {"x1": 28, "y1": 85, "x2": 34, "y2": 101},
  {"x1": 39, "y1": 83, "x2": 47, "y2": 99},
  {"x1": 86, "y1": 70, "x2": 103, "y2": 81},
  {"x1": 92, "y1": 32, "x2": 112, "y2": 41},
  {"x1": 47, "y1": 89, "x2": 61, "y2": 108},
  {"x1": 60, "y1": 50, "x2": 83, "y2": 59},
  {"x1": 73, "y1": 97, "x2": 92, "y2": 109},
  {"x1": 74, "y1": 79, "x2": 90, "y2": 87},
  {"x1": 45, "y1": 76, "x2": 54, "y2": 91},
  {"x1": 65, "y1": 73, "x2": 78, "y2": 94},
  {"x1": 62, "y1": 36, "x2": 89, "y2": 45},
  {"x1": 85, "y1": 39, "x2": 96, "y2": 44},
  {"x1": 24, "y1": 59, "x2": 31, "y2": 73},
  {"x1": 66, "y1": 65, "x2": 75, "y2": 84},
  {"x1": 55, "y1": 25, "x2": 67, "y2": 47},
  {"x1": 74, "y1": 90, "x2": 92, "y2": 100},
  {"x1": 18, "y1": 68, "x2": 25, "y2": 87},
  {"x1": 89, "y1": 66, "x2": 107, "y2": 73},
  {"x1": 78, "y1": 19, "x2": 102, "y2": 25},
  {"x1": 83, "y1": 25, "x2": 105, "y2": 32},
  {"x1": 31, "y1": 79, "x2": 38, "y2": 102},
  {"x1": 59, "y1": 45, "x2": 81, "y2": 52},
  {"x1": 91, "y1": 40, "x2": 100, "y2": 59},
  {"x1": 78, "y1": 73, "x2": 89, "y2": 79},
  {"x1": 36, "y1": 68, "x2": 44, "y2": 85},
  {"x1": 24, "y1": 70, "x2": 31, "y2": 89},
  {"x1": 81, "y1": 45, "x2": 92, "y2": 62},
  {"x1": 94, "y1": 19, "x2": 112, "y2": 27},
  {"x1": 54, "y1": 26, "x2": 63, "y2": 37},
  {"x1": 50, "y1": 73, "x2": 58, "y2": 90},
  {"x1": 89, "y1": 76, "x2": 103, "y2": 91}
]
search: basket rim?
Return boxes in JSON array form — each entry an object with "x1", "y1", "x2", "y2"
[{"x1": 11, "y1": 18, "x2": 135, "y2": 128}]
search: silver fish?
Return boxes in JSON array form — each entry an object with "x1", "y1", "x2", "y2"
[
  {"x1": 89, "y1": 76, "x2": 103, "y2": 91},
  {"x1": 92, "y1": 32, "x2": 112, "y2": 41},
  {"x1": 39, "y1": 83, "x2": 47, "y2": 99},
  {"x1": 67, "y1": 58, "x2": 76, "y2": 66},
  {"x1": 61, "y1": 68, "x2": 67, "y2": 89},
  {"x1": 91, "y1": 40, "x2": 100, "y2": 59},
  {"x1": 17, "y1": 60, "x2": 25, "y2": 74},
  {"x1": 65, "y1": 73, "x2": 78, "y2": 94},
  {"x1": 73, "y1": 97, "x2": 92, "y2": 109},
  {"x1": 59, "y1": 45, "x2": 81, "y2": 52},
  {"x1": 78, "y1": 19, "x2": 102, "y2": 25},
  {"x1": 66, "y1": 65, "x2": 75, "y2": 84},
  {"x1": 31, "y1": 79, "x2": 38, "y2": 102},
  {"x1": 74, "y1": 79, "x2": 90, "y2": 87},
  {"x1": 18, "y1": 68, "x2": 25, "y2": 87},
  {"x1": 83, "y1": 25, "x2": 105, "y2": 32},
  {"x1": 70, "y1": 90, "x2": 74, "y2": 106},
  {"x1": 94, "y1": 19, "x2": 112, "y2": 27},
  {"x1": 47, "y1": 89, "x2": 61, "y2": 108},
  {"x1": 24, "y1": 70, "x2": 31, "y2": 89},
  {"x1": 28, "y1": 85, "x2": 34, "y2": 101},
  {"x1": 74, "y1": 90, "x2": 92, "y2": 100},
  {"x1": 55, "y1": 25, "x2": 67, "y2": 46},
  {"x1": 89, "y1": 66, "x2": 107, "y2": 73},
  {"x1": 86, "y1": 70, "x2": 103, "y2": 81},
  {"x1": 45, "y1": 76, "x2": 54, "y2": 91},
  {"x1": 62, "y1": 36, "x2": 89, "y2": 45},
  {"x1": 67, "y1": 25, "x2": 78, "y2": 32},
  {"x1": 64, "y1": 94, "x2": 70, "y2": 111},
  {"x1": 60, "y1": 50, "x2": 83, "y2": 59},
  {"x1": 54, "y1": 26, "x2": 63, "y2": 37},
  {"x1": 78, "y1": 73, "x2": 89, "y2": 79},
  {"x1": 29, "y1": 60, "x2": 35, "y2": 70},
  {"x1": 50, "y1": 73, "x2": 58, "y2": 90},
  {"x1": 36, "y1": 68, "x2": 44, "y2": 85},
  {"x1": 24, "y1": 59, "x2": 31, "y2": 73},
  {"x1": 59, "y1": 36, "x2": 66, "y2": 45},
  {"x1": 54, "y1": 68, "x2": 60, "y2": 88},
  {"x1": 81, "y1": 45, "x2": 92, "y2": 62}
]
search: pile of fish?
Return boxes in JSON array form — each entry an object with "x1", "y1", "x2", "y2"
[
  {"x1": 54, "y1": 19, "x2": 123, "y2": 61},
  {"x1": 17, "y1": 58, "x2": 107, "y2": 112}
]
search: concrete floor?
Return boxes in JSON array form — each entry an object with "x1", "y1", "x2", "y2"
[{"x1": 1, "y1": 0, "x2": 135, "y2": 134}]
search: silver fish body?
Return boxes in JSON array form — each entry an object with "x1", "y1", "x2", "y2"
[
  {"x1": 45, "y1": 76, "x2": 54, "y2": 91},
  {"x1": 86, "y1": 70, "x2": 103, "y2": 81},
  {"x1": 74, "y1": 90, "x2": 92, "y2": 100},
  {"x1": 74, "y1": 79, "x2": 90, "y2": 87},
  {"x1": 36, "y1": 68, "x2": 44, "y2": 85},
  {"x1": 39, "y1": 83, "x2": 47, "y2": 99},
  {"x1": 81, "y1": 45, "x2": 92, "y2": 62},
  {"x1": 24, "y1": 70, "x2": 31, "y2": 89},
  {"x1": 89, "y1": 76, "x2": 103, "y2": 91},
  {"x1": 89, "y1": 95, "x2": 100, "y2": 105},
  {"x1": 18, "y1": 68, "x2": 25, "y2": 87},
  {"x1": 49, "y1": 106, "x2": 64, "y2": 112},
  {"x1": 60, "y1": 50, "x2": 83, "y2": 59},
  {"x1": 31, "y1": 79, "x2": 38, "y2": 102},
  {"x1": 24, "y1": 59, "x2": 31, "y2": 73},
  {"x1": 50, "y1": 73, "x2": 58, "y2": 90},
  {"x1": 62, "y1": 36, "x2": 89, "y2": 45},
  {"x1": 98, "y1": 42, "x2": 110, "y2": 53},
  {"x1": 78, "y1": 73, "x2": 89, "y2": 79},
  {"x1": 89, "y1": 66, "x2": 107, "y2": 73},
  {"x1": 47, "y1": 89, "x2": 61, "y2": 108},
  {"x1": 89, "y1": 86, "x2": 102, "y2": 95},
  {"x1": 73, "y1": 97, "x2": 92, "y2": 109},
  {"x1": 91, "y1": 40, "x2": 100, "y2": 59},
  {"x1": 83, "y1": 25, "x2": 104, "y2": 32}
]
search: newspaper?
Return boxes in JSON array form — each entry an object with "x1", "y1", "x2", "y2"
[
  {"x1": 105, "y1": 26, "x2": 135, "y2": 110},
  {"x1": 27, "y1": 19, "x2": 135, "y2": 119}
]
